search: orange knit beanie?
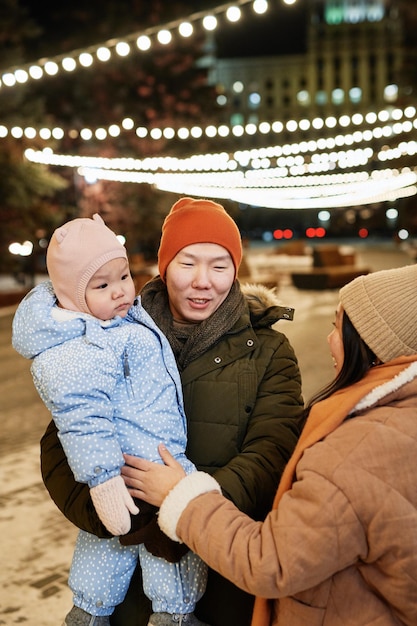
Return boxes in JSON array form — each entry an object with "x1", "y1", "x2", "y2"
[
  {"x1": 47, "y1": 213, "x2": 127, "y2": 314},
  {"x1": 157, "y1": 197, "x2": 242, "y2": 280}
]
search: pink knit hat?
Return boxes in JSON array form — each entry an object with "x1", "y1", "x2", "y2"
[{"x1": 46, "y1": 213, "x2": 127, "y2": 314}]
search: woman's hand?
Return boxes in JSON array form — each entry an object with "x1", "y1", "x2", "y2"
[{"x1": 121, "y1": 444, "x2": 186, "y2": 507}]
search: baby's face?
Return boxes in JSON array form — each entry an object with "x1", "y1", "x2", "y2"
[{"x1": 85, "y1": 257, "x2": 136, "y2": 320}]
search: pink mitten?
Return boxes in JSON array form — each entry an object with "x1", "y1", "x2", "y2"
[{"x1": 90, "y1": 475, "x2": 139, "y2": 536}]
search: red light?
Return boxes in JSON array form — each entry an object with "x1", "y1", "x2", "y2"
[
  {"x1": 283, "y1": 229, "x2": 293, "y2": 239},
  {"x1": 306, "y1": 227, "x2": 326, "y2": 238},
  {"x1": 358, "y1": 228, "x2": 368, "y2": 238},
  {"x1": 273, "y1": 229, "x2": 283, "y2": 239}
]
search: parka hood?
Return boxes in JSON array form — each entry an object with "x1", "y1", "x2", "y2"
[
  {"x1": 240, "y1": 282, "x2": 295, "y2": 328},
  {"x1": 12, "y1": 281, "x2": 136, "y2": 360}
]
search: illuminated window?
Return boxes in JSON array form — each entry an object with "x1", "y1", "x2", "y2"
[
  {"x1": 297, "y1": 90, "x2": 311, "y2": 106},
  {"x1": 384, "y1": 84, "x2": 398, "y2": 103},
  {"x1": 349, "y1": 87, "x2": 362, "y2": 103},
  {"x1": 316, "y1": 90, "x2": 327, "y2": 105},
  {"x1": 230, "y1": 113, "x2": 244, "y2": 126},
  {"x1": 332, "y1": 88, "x2": 344, "y2": 105},
  {"x1": 232, "y1": 81, "x2": 244, "y2": 94},
  {"x1": 248, "y1": 92, "x2": 261, "y2": 109}
]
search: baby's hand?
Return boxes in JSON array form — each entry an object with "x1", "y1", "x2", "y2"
[{"x1": 90, "y1": 475, "x2": 139, "y2": 535}]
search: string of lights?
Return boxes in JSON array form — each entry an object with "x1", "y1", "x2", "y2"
[
  {"x1": 24, "y1": 104, "x2": 417, "y2": 209},
  {"x1": 0, "y1": 0, "x2": 272, "y2": 90}
]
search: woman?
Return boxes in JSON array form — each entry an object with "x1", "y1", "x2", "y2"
[
  {"x1": 126, "y1": 263, "x2": 417, "y2": 626},
  {"x1": 40, "y1": 197, "x2": 304, "y2": 626}
]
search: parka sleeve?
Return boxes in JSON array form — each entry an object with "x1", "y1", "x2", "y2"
[
  {"x1": 33, "y1": 338, "x2": 124, "y2": 487},
  {"x1": 164, "y1": 467, "x2": 367, "y2": 599},
  {"x1": 40, "y1": 420, "x2": 111, "y2": 537},
  {"x1": 212, "y1": 331, "x2": 304, "y2": 521}
]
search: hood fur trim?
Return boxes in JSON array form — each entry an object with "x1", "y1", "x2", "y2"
[
  {"x1": 352, "y1": 361, "x2": 417, "y2": 414},
  {"x1": 240, "y1": 282, "x2": 295, "y2": 324}
]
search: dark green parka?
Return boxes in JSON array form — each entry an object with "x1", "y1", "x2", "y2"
[{"x1": 40, "y1": 280, "x2": 304, "y2": 626}]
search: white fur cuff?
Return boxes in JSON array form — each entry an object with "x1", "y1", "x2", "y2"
[{"x1": 158, "y1": 471, "x2": 221, "y2": 541}]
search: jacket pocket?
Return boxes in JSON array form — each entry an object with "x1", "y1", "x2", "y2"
[{"x1": 276, "y1": 596, "x2": 325, "y2": 626}]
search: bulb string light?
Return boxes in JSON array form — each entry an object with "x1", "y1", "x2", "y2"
[
  {"x1": 0, "y1": 0, "x2": 269, "y2": 90},
  {"x1": 1, "y1": 105, "x2": 416, "y2": 147}
]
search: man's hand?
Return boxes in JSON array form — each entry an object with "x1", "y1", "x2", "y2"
[{"x1": 121, "y1": 444, "x2": 186, "y2": 507}]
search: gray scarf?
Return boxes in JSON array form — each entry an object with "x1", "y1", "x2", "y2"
[{"x1": 140, "y1": 277, "x2": 246, "y2": 370}]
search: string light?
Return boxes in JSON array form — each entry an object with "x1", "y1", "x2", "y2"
[
  {"x1": 0, "y1": 0, "x2": 268, "y2": 90},
  {"x1": 2, "y1": 106, "x2": 416, "y2": 149},
  {"x1": 23, "y1": 108, "x2": 417, "y2": 210}
]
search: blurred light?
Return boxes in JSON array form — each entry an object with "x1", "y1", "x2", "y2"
[
  {"x1": 157, "y1": 29, "x2": 172, "y2": 45},
  {"x1": 108, "y1": 124, "x2": 121, "y2": 137},
  {"x1": 2, "y1": 73, "x2": 16, "y2": 86},
  {"x1": 202, "y1": 15, "x2": 217, "y2": 30},
  {"x1": 52, "y1": 127, "x2": 64, "y2": 139},
  {"x1": 318, "y1": 210, "x2": 331, "y2": 221},
  {"x1": 253, "y1": 0, "x2": 268, "y2": 14},
  {"x1": 95, "y1": 128, "x2": 107, "y2": 140},
  {"x1": 150, "y1": 128, "x2": 163, "y2": 140},
  {"x1": 115, "y1": 42, "x2": 130, "y2": 56},
  {"x1": 262, "y1": 231, "x2": 273, "y2": 242},
  {"x1": 11, "y1": 126, "x2": 23, "y2": 138},
  {"x1": 179, "y1": 22, "x2": 193, "y2": 37},
  {"x1": 384, "y1": 84, "x2": 398, "y2": 103},
  {"x1": 62, "y1": 57, "x2": 76, "y2": 72},
  {"x1": 386, "y1": 208, "x2": 398, "y2": 220},
  {"x1": 24, "y1": 127, "x2": 37, "y2": 139},
  {"x1": 122, "y1": 118, "x2": 134, "y2": 130},
  {"x1": 80, "y1": 128, "x2": 93, "y2": 140},
  {"x1": 137, "y1": 36, "x2": 151, "y2": 51},
  {"x1": 83, "y1": 169, "x2": 98, "y2": 184},
  {"x1": 15, "y1": 69, "x2": 29, "y2": 83},
  {"x1": 398, "y1": 229, "x2": 409, "y2": 240},
  {"x1": 44, "y1": 61, "x2": 59, "y2": 76},
  {"x1": 226, "y1": 6, "x2": 241, "y2": 22},
  {"x1": 233, "y1": 81, "x2": 244, "y2": 93},
  {"x1": 79, "y1": 53, "x2": 93, "y2": 67},
  {"x1": 358, "y1": 228, "x2": 369, "y2": 238},
  {"x1": 29, "y1": 65, "x2": 43, "y2": 79},
  {"x1": 97, "y1": 47, "x2": 111, "y2": 61},
  {"x1": 9, "y1": 241, "x2": 33, "y2": 256}
]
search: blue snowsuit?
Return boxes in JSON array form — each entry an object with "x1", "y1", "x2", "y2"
[{"x1": 12, "y1": 281, "x2": 207, "y2": 617}]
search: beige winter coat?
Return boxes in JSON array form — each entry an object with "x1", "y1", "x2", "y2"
[{"x1": 160, "y1": 357, "x2": 417, "y2": 626}]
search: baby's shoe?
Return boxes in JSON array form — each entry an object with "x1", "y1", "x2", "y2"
[
  {"x1": 62, "y1": 605, "x2": 111, "y2": 626},
  {"x1": 148, "y1": 612, "x2": 210, "y2": 626}
]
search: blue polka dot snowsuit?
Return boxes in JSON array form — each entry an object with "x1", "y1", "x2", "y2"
[{"x1": 12, "y1": 281, "x2": 207, "y2": 617}]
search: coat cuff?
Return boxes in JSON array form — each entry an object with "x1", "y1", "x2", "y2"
[{"x1": 158, "y1": 472, "x2": 221, "y2": 541}]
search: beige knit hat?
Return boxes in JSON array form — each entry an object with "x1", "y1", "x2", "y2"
[
  {"x1": 47, "y1": 213, "x2": 127, "y2": 314},
  {"x1": 339, "y1": 264, "x2": 417, "y2": 363}
]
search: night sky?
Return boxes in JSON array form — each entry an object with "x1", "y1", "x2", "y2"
[{"x1": 19, "y1": 0, "x2": 307, "y2": 61}]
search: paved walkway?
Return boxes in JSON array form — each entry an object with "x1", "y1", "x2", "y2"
[{"x1": 0, "y1": 242, "x2": 413, "y2": 625}]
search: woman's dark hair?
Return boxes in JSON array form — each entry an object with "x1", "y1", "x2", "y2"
[{"x1": 303, "y1": 310, "x2": 377, "y2": 417}]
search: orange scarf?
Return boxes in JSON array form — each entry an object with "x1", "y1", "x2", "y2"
[{"x1": 251, "y1": 355, "x2": 417, "y2": 626}]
